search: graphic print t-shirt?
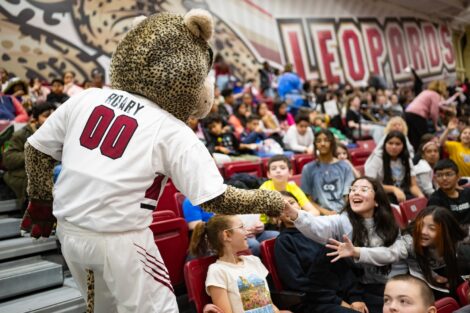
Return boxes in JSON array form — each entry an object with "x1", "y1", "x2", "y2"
[{"x1": 206, "y1": 255, "x2": 275, "y2": 313}]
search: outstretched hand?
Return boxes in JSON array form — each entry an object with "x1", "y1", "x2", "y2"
[{"x1": 326, "y1": 234, "x2": 357, "y2": 262}]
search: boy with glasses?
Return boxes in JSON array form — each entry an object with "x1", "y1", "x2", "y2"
[{"x1": 428, "y1": 159, "x2": 470, "y2": 231}]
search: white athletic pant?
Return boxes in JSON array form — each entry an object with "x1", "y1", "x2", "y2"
[{"x1": 56, "y1": 220, "x2": 179, "y2": 313}]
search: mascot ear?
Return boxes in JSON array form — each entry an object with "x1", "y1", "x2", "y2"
[
  {"x1": 131, "y1": 15, "x2": 147, "y2": 29},
  {"x1": 184, "y1": 9, "x2": 214, "y2": 42}
]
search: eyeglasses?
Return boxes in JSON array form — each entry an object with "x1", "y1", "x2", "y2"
[
  {"x1": 349, "y1": 186, "x2": 374, "y2": 193},
  {"x1": 435, "y1": 172, "x2": 456, "y2": 179},
  {"x1": 225, "y1": 224, "x2": 245, "y2": 232}
]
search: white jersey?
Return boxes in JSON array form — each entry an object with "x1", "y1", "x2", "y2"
[{"x1": 28, "y1": 88, "x2": 225, "y2": 232}]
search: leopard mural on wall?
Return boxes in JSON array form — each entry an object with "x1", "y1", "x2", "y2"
[{"x1": 0, "y1": 0, "x2": 259, "y2": 84}]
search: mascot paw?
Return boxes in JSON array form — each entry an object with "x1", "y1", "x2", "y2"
[{"x1": 21, "y1": 201, "x2": 56, "y2": 238}]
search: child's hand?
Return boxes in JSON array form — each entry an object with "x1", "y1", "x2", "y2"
[
  {"x1": 326, "y1": 234, "x2": 358, "y2": 262},
  {"x1": 351, "y1": 302, "x2": 368, "y2": 313},
  {"x1": 393, "y1": 187, "x2": 406, "y2": 203}
]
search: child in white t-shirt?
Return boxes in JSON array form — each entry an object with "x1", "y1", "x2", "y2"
[{"x1": 190, "y1": 214, "x2": 291, "y2": 313}]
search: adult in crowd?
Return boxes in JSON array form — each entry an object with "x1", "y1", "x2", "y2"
[{"x1": 405, "y1": 80, "x2": 453, "y2": 151}]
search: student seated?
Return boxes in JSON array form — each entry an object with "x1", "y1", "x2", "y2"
[
  {"x1": 205, "y1": 113, "x2": 259, "y2": 164},
  {"x1": 326, "y1": 206, "x2": 470, "y2": 300},
  {"x1": 260, "y1": 155, "x2": 319, "y2": 215},
  {"x1": 414, "y1": 139, "x2": 440, "y2": 197},
  {"x1": 189, "y1": 215, "x2": 291, "y2": 313},
  {"x1": 439, "y1": 118, "x2": 470, "y2": 178},
  {"x1": 428, "y1": 159, "x2": 470, "y2": 233},
  {"x1": 335, "y1": 143, "x2": 361, "y2": 178},
  {"x1": 383, "y1": 274, "x2": 436, "y2": 313},
  {"x1": 282, "y1": 176, "x2": 401, "y2": 313},
  {"x1": 301, "y1": 129, "x2": 355, "y2": 214},
  {"x1": 283, "y1": 113, "x2": 314, "y2": 154},
  {"x1": 365, "y1": 131, "x2": 424, "y2": 204},
  {"x1": 275, "y1": 191, "x2": 367, "y2": 313}
]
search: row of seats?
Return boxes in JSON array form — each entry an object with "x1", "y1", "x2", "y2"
[
  {"x1": 219, "y1": 142, "x2": 374, "y2": 179},
  {"x1": 183, "y1": 237, "x2": 470, "y2": 313}
]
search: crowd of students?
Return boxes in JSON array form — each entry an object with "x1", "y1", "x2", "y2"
[
  {"x1": 1, "y1": 58, "x2": 470, "y2": 312},
  {"x1": 186, "y1": 60, "x2": 470, "y2": 312}
]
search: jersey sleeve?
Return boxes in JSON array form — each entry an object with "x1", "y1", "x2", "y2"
[
  {"x1": 153, "y1": 117, "x2": 226, "y2": 206},
  {"x1": 27, "y1": 94, "x2": 81, "y2": 161}
]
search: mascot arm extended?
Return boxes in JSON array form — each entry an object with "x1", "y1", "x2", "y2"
[
  {"x1": 201, "y1": 186, "x2": 284, "y2": 217},
  {"x1": 21, "y1": 142, "x2": 56, "y2": 238}
]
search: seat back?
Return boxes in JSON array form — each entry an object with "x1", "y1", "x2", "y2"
[
  {"x1": 399, "y1": 197, "x2": 428, "y2": 224},
  {"x1": 457, "y1": 281, "x2": 469, "y2": 306},
  {"x1": 184, "y1": 255, "x2": 217, "y2": 313},
  {"x1": 224, "y1": 161, "x2": 263, "y2": 179},
  {"x1": 356, "y1": 139, "x2": 376, "y2": 151},
  {"x1": 260, "y1": 238, "x2": 283, "y2": 291},
  {"x1": 155, "y1": 180, "x2": 179, "y2": 216},
  {"x1": 350, "y1": 149, "x2": 371, "y2": 166},
  {"x1": 391, "y1": 204, "x2": 407, "y2": 229},
  {"x1": 152, "y1": 209, "x2": 177, "y2": 222},
  {"x1": 435, "y1": 297, "x2": 460, "y2": 313},
  {"x1": 355, "y1": 165, "x2": 365, "y2": 176},
  {"x1": 293, "y1": 154, "x2": 314, "y2": 174},
  {"x1": 173, "y1": 192, "x2": 185, "y2": 217},
  {"x1": 290, "y1": 174, "x2": 302, "y2": 186},
  {"x1": 149, "y1": 217, "x2": 189, "y2": 287}
]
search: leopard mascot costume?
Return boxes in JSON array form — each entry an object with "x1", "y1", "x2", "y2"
[{"x1": 20, "y1": 9, "x2": 283, "y2": 313}]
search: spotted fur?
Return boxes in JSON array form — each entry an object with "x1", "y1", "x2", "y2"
[
  {"x1": 110, "y1": 12, "x2": 213, "y2": 122},
  {"x1": 25, "y1": 143, "x2": 55, "y2": 201},
  {"x1": 86, "y1": 269, "x2": 94, "y2": 313},
  {"x1": 201, "y1": 186, "x2": 283, "y2": 217}
]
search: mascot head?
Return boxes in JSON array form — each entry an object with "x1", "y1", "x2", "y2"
[{"x1": 110, "y1": 9, "x2": 214, "y2": 122}]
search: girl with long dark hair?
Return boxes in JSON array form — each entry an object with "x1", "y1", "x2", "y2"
[
  {"x1": 326, "y1": 206, "x2": 470, "y2": 300},
  {"x1": 283, "y1": 176, "x2": 401, "y2": 313},
  {"x1": 365, "y1": 131, "x2": 424, "y2": 203}
]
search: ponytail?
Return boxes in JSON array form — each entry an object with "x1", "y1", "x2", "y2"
[
  {"x1": 189, "y1": 215, "x2": 234, "y2": 257},
  {"x1": 189, "y1": 221, "x2": 209, "y2": 257}
]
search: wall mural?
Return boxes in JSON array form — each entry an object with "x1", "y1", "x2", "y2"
[
  {"x1": 0, "y1": 0, "x2": 259, "y2": 85},
  {"x1": 0, "y1": 0, "x2": 457, "y2": 86}
]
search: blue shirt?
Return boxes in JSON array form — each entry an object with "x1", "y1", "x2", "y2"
[
  {"x1": 182, "y1": 198, "x2": 214, "y2": 223},
  {"x1": 301, "y1": 160, "x2": 355, "y2": 212}
]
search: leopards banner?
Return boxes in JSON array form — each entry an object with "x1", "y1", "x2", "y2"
[
  {"x1": 0, "y1": 0, "x2": 457, "y2": 86},
  {"x1": 277, "y1": 17, "x2": 455, "y2": 85}
]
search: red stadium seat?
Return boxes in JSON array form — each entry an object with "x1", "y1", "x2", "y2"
[
  {"x1": 224, "y1": 160, "x2": 263, "y2": 179},
  {"x1": 152, "y1": 210, "x2": 177, "y2": 222},
  {"x1": 155, "y1": 179, "x2": 179, "y2": 216},
  {"x1": 399, "y1": 197, "x2": 428, "y2": 224},
  {"x1": 173, "y1": 192, "x2": 185, "y2": 217},
  {"x1": 356, "y1": 139, "x2": 376, "y2": 151},
  {"x1": 260, "y1": 239, "x2": 306, "y2": 309},
  {"x1": 293, "y1": 153, "x2": 314, "y2": 174},
  {"x1": 290, "y1": 174, "x2": 302, "y2": 186},
  {"x1": 435, "y1": 297, "x2": 460, "y2": 313},
  {"x1": 391, "y1": 204, "x2": 407, "y2": 229},
  {"x1": 184, "y1": 255, "x2": 217, "y2": 313},
  {"x1": 457, "y1": 281, "x2": 469, "y2": 306},
  {"x1": 150, "y1": 217, "x2": 189, "y2": 287},
  {"x1": 260, "y1": 238, "x2": 283, "y2": 291},
  {"x1": 350, "y1": 149, "x2": 371, "y2": 166},
  {"x1": 355, "y1": 165, "x2": 365, "y2": 176}
]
